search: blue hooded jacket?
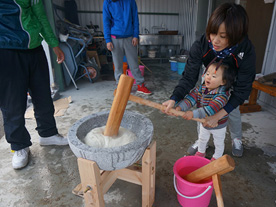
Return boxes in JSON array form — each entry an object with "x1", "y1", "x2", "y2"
[{"x1": 103, "y1": 0, "x2": 139, "y2": 43}]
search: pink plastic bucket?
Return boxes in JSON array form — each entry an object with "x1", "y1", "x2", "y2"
[
  {"x1": 127, "y1": 65, "x2": 145, "y2": 84},
  {"x1": 173, "y1": 156, "x2": 213, "y2": 207}
]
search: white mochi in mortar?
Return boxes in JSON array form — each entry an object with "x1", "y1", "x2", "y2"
[{"x1": 83, "y1": 126, "x2": 137, "y2": 148}]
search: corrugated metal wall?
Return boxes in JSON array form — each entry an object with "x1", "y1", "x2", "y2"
[
  {"x1": 52, "y1": 0, "x2": 198, "y2": 50},
  {"x1": 76, "y1": 0, "x2": 104, "y2": 30},
  {"x1": 75, "y1": 0, "x2": 180, "y2": 34},
  {"x1": 179, "y1": 0, "x2": 197, "y2": 50},
  {"x1": 136, "y1": 0, "x2": 179, "y2": 34},
  {"x1": 260, "y1": 3, "x2": 276, "y2": 109}
]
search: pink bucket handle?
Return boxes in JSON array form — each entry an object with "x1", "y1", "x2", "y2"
[{"x1": 174, "y1": 175, "x2": 212, "y2": 199}]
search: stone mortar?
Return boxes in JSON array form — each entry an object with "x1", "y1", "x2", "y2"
[{"x1": 68, "y1": 110, "x2": 154, "y2": 171}]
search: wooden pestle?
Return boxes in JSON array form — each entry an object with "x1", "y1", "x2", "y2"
[
  {"x1": 104, "y1": 74, "x2": 134, "y2": 136},
  {"x1": 183, "y1": 155, "x2": 235, "y2": 183}
]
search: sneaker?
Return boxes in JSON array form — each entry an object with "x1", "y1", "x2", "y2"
[
  {"x1": 211, "y1": 157, "x2": 216, "y2": 161},
  {"x1": 39, "y1": 134, "x2": 68, "y2": 146},
  {"x1": 232, "y1": 138, "x2": 243, "y2": 157},
  {"x1": 12, "y1": 147, "x2": 30, "y2": 169},
  {"x1": 195, "y1": 151, "x2": 206, "y2": 157},
  {"x1": 137, "y1": 83, "x2": 152, "y2": 95},
  {"x1": 187, "y1": 140, "x2": 209, "y2": 155}
]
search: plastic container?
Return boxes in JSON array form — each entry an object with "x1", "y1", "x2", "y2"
[
  {"x1": 170, "y1": 60, "x2": 178, "y2": 72},
  {"x1": 123, "y1": 56, "x2": 128, "y2": 63},
  {"x1": 113, "y1": 62, "x2": 128, "y2": 75},
  {"x1": 127, "y1": 65, "x2": 145, "y2": 84},
  {"x1": 148, "y1": 50, "x2": 157, "y2": 58},
  {"x1": 177, "y1": 62, "x2": 186, "y2": 75},
  {"x1": 173, "y1": 156, "x2": 213, "y2": 207}
]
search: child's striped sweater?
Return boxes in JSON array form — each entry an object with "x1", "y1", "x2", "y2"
[{"x1": 178, "y1": 84, "x2": 230, "y2": 129}]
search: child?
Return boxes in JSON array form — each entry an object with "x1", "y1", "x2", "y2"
[{"x1": 176, "y1": 63, "x2": 235, "y2": 160}]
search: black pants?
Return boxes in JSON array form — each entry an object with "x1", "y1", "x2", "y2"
[{"x1": 0, "y1": 46, "x2": 58, "y2": 150}]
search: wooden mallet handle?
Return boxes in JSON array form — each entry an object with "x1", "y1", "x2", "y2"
[
  {"x1": 113, "y1": 90, "x2": 206, "y2": 123},
  {"x1": 104, "y1": 74, "x2": 134, "y2": 136},
  {"x1": 128, "y1": 94, "x2": 205, "y2": 123},
  {"x1": 183, "y1": 155, "x2": 235, "y2": 183},
  {"x1": 212, "y1": 174, "x2": 224, "y2": 207}
]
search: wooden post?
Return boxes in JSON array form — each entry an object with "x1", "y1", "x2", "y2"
[
  {"x1": 142, "y1": 141, "x2": 156, "y2": 207},
  {"x1": 104, "y1": 74, "x2": 134, "y2": 136},
  {"x1": 78, "y1": 158, "x2": 105, "y2": 207}
]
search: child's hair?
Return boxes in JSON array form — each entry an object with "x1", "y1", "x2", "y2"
[{"x1": 212, "y1": 63, "x2": 236, "y2": 91}]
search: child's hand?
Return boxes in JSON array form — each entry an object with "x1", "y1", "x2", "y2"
[{"x1": 182, "y1": 111, "x2": 193, "y2": 120}]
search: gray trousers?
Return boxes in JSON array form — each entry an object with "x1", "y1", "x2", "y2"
[
  {"x1": 228, "y1": 106, "x2": 242, "y2": 140},
  {"x1": 111, "y1": 37, "x2": 144, "y2": 85}
]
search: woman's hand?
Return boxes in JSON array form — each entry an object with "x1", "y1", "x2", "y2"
[
  {"x1": 106, "y1": 42, "x2": 114, "y2": 51},
  {"x1": 162, "y1": 100, "x2": 175, "y2": 115},
  {"x1": 203, "y1": 115, "x2": 219, "y2": 128},
  {"x1": 182, "y1": 111, "x2": 193, "y2": 120},
  {"x1": 53, "y1": 47, "x2": 65, "y2": 64},
  {"x1": 203, "y1": 109, "x2": 228, "y2": 128}
]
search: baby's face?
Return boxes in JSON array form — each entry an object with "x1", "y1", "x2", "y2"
[{"x1": 204, "y1": 65, "x2": 225, "y2": 90}]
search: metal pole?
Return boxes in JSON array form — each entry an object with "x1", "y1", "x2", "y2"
[{"x1": 63, "y1": 61, "x2": 79, "y2": 90}]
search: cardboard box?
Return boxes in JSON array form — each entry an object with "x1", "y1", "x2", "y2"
[{"x1": 86, "y1": 50, "x2": 101, "y2": 69}]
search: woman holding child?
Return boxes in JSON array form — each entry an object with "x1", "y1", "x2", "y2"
[{"x1": 163, "y1": 3, "x2": 256, "y2": 158}]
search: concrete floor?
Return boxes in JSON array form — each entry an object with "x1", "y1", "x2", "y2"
[{"x1": 0, "y1": 62, "x2": 276, "y2": 207}]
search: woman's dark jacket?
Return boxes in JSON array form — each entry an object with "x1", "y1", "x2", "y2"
[{"x1": 171, "y1": 34, "x2": 256, "y2": 114}]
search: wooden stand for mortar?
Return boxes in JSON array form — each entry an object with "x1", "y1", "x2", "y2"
[
  {"x1": 73, "y1": 140, "x2": 156, "y2": 207},
  {"x1": 73, "y1": 75, "x2": 156, "y2": 206}
]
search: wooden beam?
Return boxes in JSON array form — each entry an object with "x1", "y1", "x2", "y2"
[
  {"x1": 78, "y1": 158, "x2": 105, "y2": 207},
  {"x1": 116, "y1": 168, "x2": 142, "y2": 185},
  {"x1": 142, "y1": 141, "x2": 156, "y2": 207}
]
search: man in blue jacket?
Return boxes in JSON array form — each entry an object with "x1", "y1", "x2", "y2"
[{"x1": 103, "y1": 0, "x2": 151, "y2": 94}]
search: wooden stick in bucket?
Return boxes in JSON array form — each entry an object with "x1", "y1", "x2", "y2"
[
  {"x1": 104, "y1": 74, "x2": 134, "y2": 136},
  {"x1": 183, "y1": 154, "x2": 235, "y2": 183}
]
